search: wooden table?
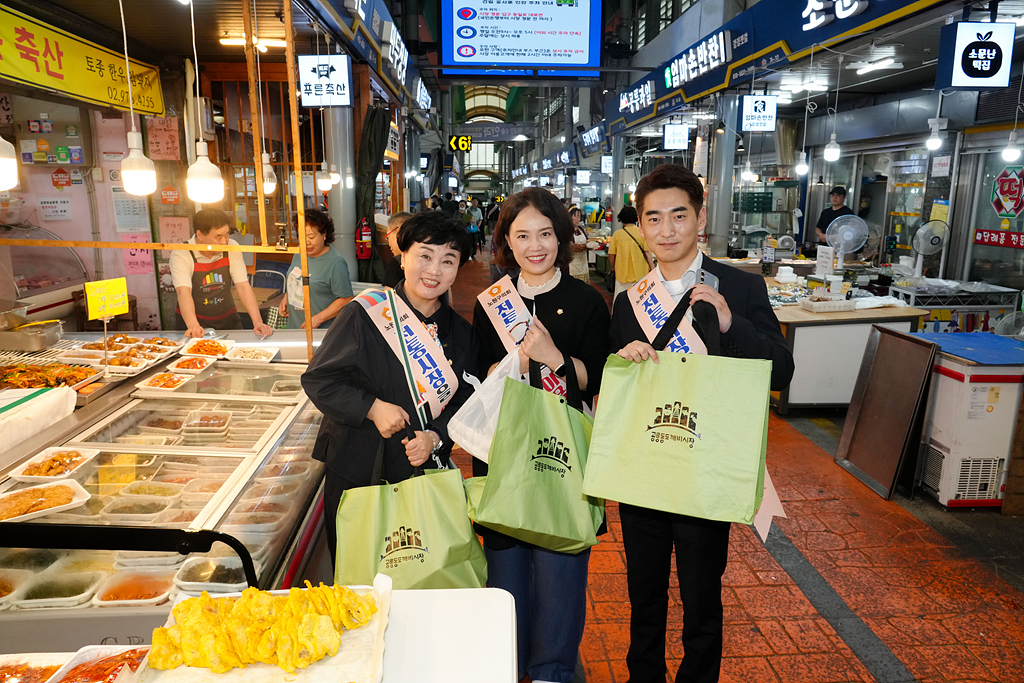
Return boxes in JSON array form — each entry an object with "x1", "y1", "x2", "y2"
[{"x1": 768, "y1": 278, "x2": 927, "y2": 413}]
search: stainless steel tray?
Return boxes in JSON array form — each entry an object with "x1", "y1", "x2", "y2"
[{"x1": 0, "y1": 324, "x2": 63, "y2": 351}]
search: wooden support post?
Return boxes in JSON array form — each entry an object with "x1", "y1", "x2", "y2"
[
  {"x1": 242, "y1": 0, "x2": 268, "y2": 247},
  {"x1": 283, "y1": 0, "x2": 314, "y2": 362}
]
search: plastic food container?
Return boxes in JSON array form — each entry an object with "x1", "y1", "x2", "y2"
[
  {"x1": 0, "y1": 480, "x2": 90, "y2": 523},
  {"x1": 9, "y1": 448, "x2": 101, "y2": 483},
  {"x1": 231, "y1": 499, "x2": 290, "y2": 515},
  {"x1": 46, "y1": 554, "x2": 116, "y2": 577},
  {"x1": 220, "y1": 511, "x2": 287, "y2": 534},
  {"x1": 137, "y1": 416, "x2": 185, "y2": 435},
  {"x1": 0, "y1": 568, "x2": 32, "y2": 607},
  {"x1": 99, "y1": 496, "x2": 172, "y2": 525},
  {"x1": 182, "y1": 410, "x2": 231, "y2": 431},
  {"x1": 135, "y1": 373, "x2": 193, "y2": 392},
  {"x1": 95, "y1": 453, "x2": 158, "y2": 468},
  {"x1": 270, "y1": 380, "x2": 302, "y2": 395},
  {"x1": 240, "y1": 480, "x2": 302, "y2": 501},
  {"x1": 212, "y1": 402, "x2": 259, "y2": 418},
  {"x1": 119, "y1": 480, "x2": 184, "y2": 500},
  {"x1": 256, "y1": 462, "x2": 312, "y2": 482},
  {"x1": 180, "y1": 478, "x2": 228, "y2": 505},
  {"x1": 224, "y1": 346, "x2": 279, "y2": 363},
  {"x1": 114, "y1": 434, "x2": 181, "y2": 446},
  {"x1": 47, "y1": 496, "x2": 110, "y2": 522},
  {"x1": 153, "y1": 508, "x2": 200, "y2": 528},
  {"x1": 92, "y1": 570, "x2": 175, "y2": 607},
  {"x1": 10, "y1": 572, "x2": 105, "y2": 609},
  {"x1": 166, "y1": 356, "x2": 213, "y2": 375},
  {"x1": 152, "y1": 473, "x2": 199, "y2": 485},
  {"x1": 58, "y1": 350, "x2": 105, "y2": 365},
  {"x1": 180, "y1": 339, "x2": 236, "y2": 358},
  {"x1": 174, "y1": 556, "x2": 256, "y2": 594},
  {"x1": 45, "y1": 646, "x2": 149, "y2": 683},
  {"x1": 114, "y1": 550, "x2": 185, "y2": 568},
  {"x1": 0, "y1": 549, "x2": 63, "y2": 572}
]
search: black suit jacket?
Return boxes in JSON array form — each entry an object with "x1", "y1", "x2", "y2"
[{"x1": 608, "y1": 256, "x2": 794, "y2": 392}]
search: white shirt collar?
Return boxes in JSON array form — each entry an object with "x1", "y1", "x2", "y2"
[{"x1": 656, "y1": 250, "x2": 703, "y2": 303}]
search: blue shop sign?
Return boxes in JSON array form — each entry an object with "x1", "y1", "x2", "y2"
[{"x1": 607, "y1": 0, "x2": 947, "y2": 133}]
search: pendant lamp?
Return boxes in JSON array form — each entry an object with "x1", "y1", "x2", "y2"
[
  {"x1": 316, "y1": 161, "x2": 333, "y2": 192},
  {"x1": 186, "y1": 2, "x2": 223, "y2": 203},
  {"x1": 330, "y1": 164, "x2": 341, "y2": 185},
  {"x1": 794, "y1": 151, "x2": 809, "y2": 176},
  {"x1": 0, "y1": 137, "x2": 18, "y2": 191},
  {"x1": 118, "y1": 0, "x2": 156, "y2": 196},
  {"x1": 261, "y1": 152, "x2": 277, "y2": 194}
]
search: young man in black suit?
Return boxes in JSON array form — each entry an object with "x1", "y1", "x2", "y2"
[{"x1": 609, "y1": 164, "x2": 794, "y2": 683}]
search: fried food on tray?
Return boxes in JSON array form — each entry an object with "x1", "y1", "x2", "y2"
[
  {"x1": 186, "y1": 340, "x2": 228, "y2": 356},
  {"x1": 0, "y1": 364, "x2": 95, "y2": 389},
  {"x1": 100, "y1": 354, "x2": 144, "y2": 368},
  {"x1": 145, "y1": 337, "x2": 179, "y2": 347},
  {"x1": 174, "y1": 357, "x2": 210, "y2": 370},
  {"x1": 150, "y1": 583, "x2": 377, "y2": 673},
  {"x1": 22, "y1": 450, "x2": 86, "y2": 477},
  {"x1": 82, "y1": 339, "x2": 125, "y2": 351},
  {"x1": 109, "y1": 334, "x2": 141, "y2": 345},
  {"x1": 143, "y1": 374, "x2": 187, "y2": 389},
  {"x1": 0, "y1": 484, "x2": 75, "y2": 520},
  {"x1": 0, "y1": 663, "x2": 61, "y2": 683}
]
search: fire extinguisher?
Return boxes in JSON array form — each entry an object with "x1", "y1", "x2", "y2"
[{"x1": 356, "y1": 217, "x2": 372, "y2": 260}]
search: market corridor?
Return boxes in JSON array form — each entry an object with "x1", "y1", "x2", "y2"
[{"x1": 447, "y1": 254, "x2": 1024, "y2": 683}]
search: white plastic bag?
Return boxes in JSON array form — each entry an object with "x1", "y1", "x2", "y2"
[{"x1": 449, "y1": 351, "x2": 522, "y2": 462}]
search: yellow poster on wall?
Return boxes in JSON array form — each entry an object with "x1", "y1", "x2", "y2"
[{"x1": 0, "y1": 7, "x2": 164, "y2": 116}]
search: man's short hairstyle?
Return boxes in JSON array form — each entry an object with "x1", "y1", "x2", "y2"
[
  {"x1": 617, "y1": 205, "x2": 639, "y2": 224},
  {"x1": 396, "y1": 211, "x2": 474, "y2": 266},
  {"x1": 304, "y1": 209, "x2": 336, "y2": 245},
  {"x1": 830, "y1": 186, "x2": 847, "y2": 197},
  {"x1": 634, "y1": 164, "x2": 704, "y2": 217},
  {"x1": 194, "y1": 208, "x2": 231, "y2": 234},
  {"x1": 492, "y1": 187, "x2": 574, "y2": 270},
  {"x1": 388, "y1": 211, "x2": 413, "y2": 231},
  {"x1": 445, "y1": 192, "x2": 453, "y2": 200}
]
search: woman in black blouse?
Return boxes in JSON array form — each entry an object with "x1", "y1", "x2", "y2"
[{"x1": 472, "y1": 187, "x2": 610, "y2": 683}]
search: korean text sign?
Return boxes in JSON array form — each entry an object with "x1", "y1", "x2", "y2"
[
  {"x1": 298, "y1": 54, "x2": 353, "y2": 107},
  {"x1": 84, "y1": 277, "x2": 129, "y2": 321},
  {"x1": 0, "y1": 6, "x2": 164, "y2": 116}
]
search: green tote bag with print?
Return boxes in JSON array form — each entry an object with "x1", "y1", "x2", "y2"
[
  {"x1": 467, "y1": 358, "x2": 605, "y2": 554},
  {"x1": 582, "y1": 299, "x2": 772, "y2": 525},
  {"x1": 334, "y1": 460, "x2": 488, "y2": 590}
]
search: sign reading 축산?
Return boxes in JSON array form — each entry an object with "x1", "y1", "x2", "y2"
[{"x1": 0, "y1": 6, "x2": 164, "y2": 116}]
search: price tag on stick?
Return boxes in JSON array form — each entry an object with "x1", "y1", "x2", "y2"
[{"x1": 84, "y1": 277, "x2": 129, "y2": 321}]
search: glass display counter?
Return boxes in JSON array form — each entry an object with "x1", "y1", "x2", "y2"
[{"x1": 0, "y1": 361, "x2": 325, "y2": 653}]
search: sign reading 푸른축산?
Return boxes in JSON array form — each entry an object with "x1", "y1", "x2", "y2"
[{"x1": 0, "y1": 6, "x2": 164, "y2": 116}]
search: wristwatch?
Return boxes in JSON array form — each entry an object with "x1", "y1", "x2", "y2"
[{"x1": 553, "y1": 363, "x2": 567, "y2": 378}]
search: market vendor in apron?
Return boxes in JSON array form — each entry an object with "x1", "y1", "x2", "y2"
[{"x1": 170, "y1": 208, "x2": 274, "y2": 337}]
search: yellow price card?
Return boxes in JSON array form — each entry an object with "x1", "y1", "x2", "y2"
[{"x1": 84, "y1": 277, "x2": 128, "y2": 320}]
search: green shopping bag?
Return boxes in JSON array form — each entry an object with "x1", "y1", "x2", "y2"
[
  {"x1": 467, "y1": 357, "x2": 605, "y2": 554},
  {"x1": 335, "y1": 444, "x2": 487, "y2": 589},
  {"x1": 582, "y1": 300, "x2": 771, "y2": 524}
]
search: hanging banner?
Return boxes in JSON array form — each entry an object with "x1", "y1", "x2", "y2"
[
  {"x1": 0, "y1": 6, "x2": 164, "y2": 116},
  {"x1": 991, "y1": 167, "x2": 1024, "y2": 218}
]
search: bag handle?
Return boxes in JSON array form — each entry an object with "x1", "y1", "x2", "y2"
[
  {"x1": 651, "y1": 291, "x2": 723, "y2": 355},
  {"x1": 528, "y1": 352, "x2": 584, "y2": 411}
]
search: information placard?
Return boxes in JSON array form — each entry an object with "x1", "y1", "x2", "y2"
[{"x1": 84, "y1": 277, "x2": 128, "y2": 320}]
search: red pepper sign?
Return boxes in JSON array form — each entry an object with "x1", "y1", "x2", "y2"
[
  {"x1": 992, "y1": 167, "x2": 1024, "y2": 218},
  {"x1": 51, "y1": 167, "x2": 69, "y2": 188},
  {"x1": 160, "y1": 185, "x2": 179, "y2": 204},
  {"x1": 975, "y1": 228, "x2": 1024, "y2": 248}
]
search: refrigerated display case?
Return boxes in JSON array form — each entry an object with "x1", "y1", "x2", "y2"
[
  {"x1": 0, "y1": 360, "x2": 326, "y2": 653},
  {"x1": 0, "y1": 225, "x2": 89, "y2": 320}
]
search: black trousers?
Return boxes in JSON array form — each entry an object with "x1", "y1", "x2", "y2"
[
  {"x1": 620, "y1": 503, "x2": 731, "y2": 683},
  {"x1": 323, "y1": 470, "x2": 362, "y2": 570}
]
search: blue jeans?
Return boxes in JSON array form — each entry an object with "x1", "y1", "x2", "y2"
[{"x1": 485, "y1": 542, "x2": 590, "y2": 683}]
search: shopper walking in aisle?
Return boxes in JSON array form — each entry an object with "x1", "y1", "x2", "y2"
[
  {"x1": 301, "y1": 211, "x2": 479, "y2": 566},
  {"x1": 171, "y1": 208, "x2": 274, "y2": 337},
  {"x1": 568, "y1": 206, "x2": 590, "y2": 283},
  {"x1": 441, "y1": 192, "x2": 459, "y2": 215},
  {"x1": 277, "y1": 210, "x2": 354, "y2": 330},
  {"x1": 608, "y1": 205, "x2": 654, "y2": 300},
  {"x1": 610, "y1": 164, "x2": 793, "y2": 683},
  {"x1": 473, "y1": 187, "x2": 610, "y2": 683},
  {"x1": 382, "y1": 211, "x2": 413, "y2": 288},
  {"x1": 469, "y1": 197, "x2": 485, "y2": 253}
]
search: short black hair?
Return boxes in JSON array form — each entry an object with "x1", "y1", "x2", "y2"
[
  {"x1": 617, "y1": 205, "x2": 638, "y2": 224},
  {"x1": 830, "y1": 186, "x2": 847, "y2": 197},
  {"x1": 445, "y1": 192, "x2": 453, "y2": 200},
  {"x1": 397, "y1": 211, "x2": 474, "y2": 266},
  {"x1": 194, "y1": 208, "x2": 231, "y2": 234},
  {"x1": 569, "y1": 206, "x2": 582, "y2": 220},
  {"x1": 634, "y1": 164, "x2": 704, "y2": 217},
  {"x1": 492, "y1": 187, "x2": 574, "y2": 270},
  {"x1": 304, "y1": 209, "x2": 335, "y2": 245}
]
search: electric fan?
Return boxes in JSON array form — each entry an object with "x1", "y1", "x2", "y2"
[
  {"x1": 825, "y1": 215, "x2": 869, "y2": 266},
  {"x1": 911, "y1": 220, "x2": 948, "y2": 277}
]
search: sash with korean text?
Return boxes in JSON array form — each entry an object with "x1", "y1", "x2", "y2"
[
  {"x1": 355, "y1": 288, "x2": 459, "y2": 418},
  {"x1": 477, "y1": 275, "x2": 568, "y2": 396},
  {"x1": 628, "y1": 271, "x2": 707, "y2": 355}
]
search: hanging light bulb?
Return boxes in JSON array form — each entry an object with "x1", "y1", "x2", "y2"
[
  {"x1": 316, "y1": 161, "x2": 332, "y2": 192},
  {"x1": 0, "y1": 137, "x2": 18, "y2": 191},
  {"x1": 926, "y1": 128, "x2": 943, "y2": 151},
  {"x1": 741, "y1": 162, "x2": 755, "y2": 182},
  {"x1": 117, "y1": 0, "x2": 156, "y2": 196},
  {"x1": 794, "y1": 151, "x2": 809, "y2": 176},
  {"x1": 1004, "y1": 131, "x2": 1021, "y2": 162},
  {"x1": 261, "y1": 151, "x2": 277, "y2": 194},
  {"x1": 345, "y1": 166, "x2": 354, "y2": 189},
  {"x1": 823, "y1": 133, "x2": 841, "y2": 162},
  {"x1": 330, "y1": 164, "x2": 341, "y2": 185},
  {"x1": 122, "y1": 131, "x2": 156, "y2": 196},
  {"x1": 187, "y1": 141, "x2": 224, "y2": 203}
]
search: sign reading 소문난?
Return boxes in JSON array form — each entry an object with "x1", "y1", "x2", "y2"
[
  {"x1": 0, "y1": 6, "x2": 164, "y2": 116},
  {"x1": 935, "y1": 20, "x2": 1016, "y2": 90}
]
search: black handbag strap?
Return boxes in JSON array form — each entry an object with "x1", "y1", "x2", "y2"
[
  {"x1": 623, "y1": 227, "x2": 647, "y2": 259},
  {"x1": 528, "y1": 352, "x2": 584, "y2": 411},
  {"x1": 651, "y1": 291, "x2": 722, "y2": 355},
  {"x1": 371, "y1": 438, "x2": 386, "y2": 485}
]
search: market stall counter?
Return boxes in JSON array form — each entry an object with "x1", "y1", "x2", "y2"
[{"x1": 766, "y1": 278, "x2": 927, "y2": 414}]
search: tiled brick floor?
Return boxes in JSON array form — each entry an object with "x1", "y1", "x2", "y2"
[{"x1": 449, "y1": 251, "x2": 1024, "y2": 683}]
